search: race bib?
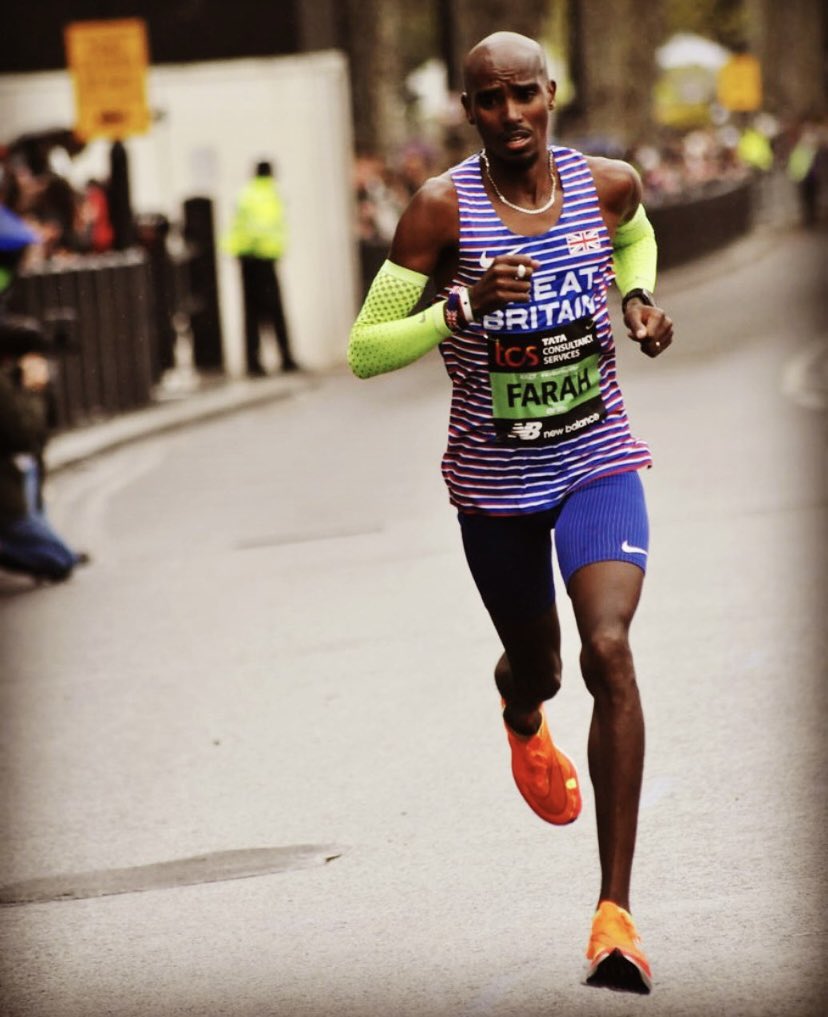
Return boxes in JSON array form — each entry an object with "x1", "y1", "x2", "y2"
[{"x1": 488, "y1": 317, "x2": 606, "y2": 445}]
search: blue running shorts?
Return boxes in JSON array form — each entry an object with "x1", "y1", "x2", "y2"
[{"x1": 458, "y1": 470, "x2": 649, "y2": 619}]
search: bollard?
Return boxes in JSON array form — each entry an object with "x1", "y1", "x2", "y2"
[
  {"x1": 183, "y1": 196, "x2": 224, "y2": 371},
  {"x1": 135, "y1": 215, "x2": 176, "y2": 380}
]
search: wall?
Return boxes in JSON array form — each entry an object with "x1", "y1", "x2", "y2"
[{"x1": 0, "y1": 51, "x2": 359, "y2": 374}]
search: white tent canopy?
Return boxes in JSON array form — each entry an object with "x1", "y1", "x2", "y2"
[{"x1": 656, "y1": 32, "x2": 731, "y2": 71}]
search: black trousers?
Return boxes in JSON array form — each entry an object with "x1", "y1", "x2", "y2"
[{"x1": 239, "y1": 256, "x2": 295, "y2": 371}]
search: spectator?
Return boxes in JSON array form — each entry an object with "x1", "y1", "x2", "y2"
[
  {"x1": 353, "y1": 152, "x2": 408, "y2": 244},
  {"x1": 77, "y1": 179, "x2": 114, "y2": 254},
  {"x1": 0, "y1": 353, "x2": 85, "y2": 582},
  {"x1": 223, "y1": 160, "x2": 298, "y2": 376},
  {"x1": 737, "y1": 122, "x2": 774, "y2": 174},
  {"x1": 788, "y1": 119, "x2": 826, "y2": 227},
  {"x1": 0, "y1": 202, "x2": 87, "y2": 582}
]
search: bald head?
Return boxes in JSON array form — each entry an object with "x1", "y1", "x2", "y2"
[{"x1": 463, "y1": 32, "x2": 548, "y2": 93}]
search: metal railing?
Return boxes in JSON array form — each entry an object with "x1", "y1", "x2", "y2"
[
  {"x1": 11, "y1": 251, "x2": 157, "y2": 430},
  {"x1": 647, "y1": 178, "x2": 755, "y2": 269}
]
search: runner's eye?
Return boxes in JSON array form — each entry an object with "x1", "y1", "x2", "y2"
[{"x1": 477, "y1": 93, "x2": 498, "y2": 109}]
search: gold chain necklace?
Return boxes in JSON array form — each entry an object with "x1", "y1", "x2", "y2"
[{"x1": 480, "y1": 149, "x2": 556, "y2": 215}]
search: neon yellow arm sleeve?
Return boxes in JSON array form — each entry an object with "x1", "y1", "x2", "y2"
[
  {"x1": 348, "y1": 260, "x2": 451, "y2": 379},
  {"x1": 612, "y1": 205, "x2": 657, "y2": 296}
]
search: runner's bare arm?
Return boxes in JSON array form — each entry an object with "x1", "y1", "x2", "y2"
[
  {"x1": 393, "y1": 173, "x2": 539, "y2": 319},
  {"x1": 348, "y1": 173, "x2": 538, "y2": 378},
  {"x1": 347, "y1": 176, "x2": 459, "y2": 379},
  {"x1": 589, "y1": 156, "x2": 643, "y2": 235},
  {"x1": 389, "y1": 173, "x2": 459, "y2": 280}
]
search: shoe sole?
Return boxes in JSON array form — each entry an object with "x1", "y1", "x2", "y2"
[{"x1": 585, "y1": 949, "x2": 652, "y2": 994}]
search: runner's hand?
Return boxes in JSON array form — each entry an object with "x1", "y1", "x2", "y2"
[
  {"x1": 469, "y1": 256, "x2": 541, "y2": 317},
  {"x1": 625, "y1": 301, "x2": 674, "y2": 358}
]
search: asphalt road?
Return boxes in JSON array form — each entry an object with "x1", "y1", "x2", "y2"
[{"x1": 0, "y1": 223, "x2": 826, "y2": 1017}]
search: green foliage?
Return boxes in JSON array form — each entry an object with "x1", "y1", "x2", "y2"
[
  {"x1": 665, "y1": 0, "x2": 751, "y2": 49},
  {"x1": 398, "y1": 6, "x2": 439, "y2": 78}
]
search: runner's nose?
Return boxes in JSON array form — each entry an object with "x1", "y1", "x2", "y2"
[{"x1": 503, "y1": 98, "x2": 523, "y2": 124}]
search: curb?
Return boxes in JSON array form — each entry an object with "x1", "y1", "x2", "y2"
[{"x1": 45, "y1": 372, "x2": 317, "y2": 473}]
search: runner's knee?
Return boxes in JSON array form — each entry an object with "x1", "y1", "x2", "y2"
[
  {"x1": 580, "y1": 626, "x2": 635, "y2": 697},
  {"x1": 495, "y1": 649, "x2": 562, "y2": 705}
]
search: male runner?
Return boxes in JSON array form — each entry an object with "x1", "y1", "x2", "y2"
[{"x1": 348, "y1": 31, "x2": 673, "y2": 994}]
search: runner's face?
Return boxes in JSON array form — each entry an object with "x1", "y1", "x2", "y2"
[{"x1": 463, "y1": 51, "x2": 554, "y2": 165}]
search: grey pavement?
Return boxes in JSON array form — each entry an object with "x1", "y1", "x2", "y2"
[
  {"x1": 0, "y1": 219, "x2": 826, "y2": 1017},
  {"x1": 45, "y1": 370, "x2": 319, "y2": 475}
]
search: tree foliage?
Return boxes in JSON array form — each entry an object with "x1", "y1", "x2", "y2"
[
  {"x1": 665, "y1": 0, "x2": 751, "y2": 49},
  {"x1": 443, "y1": 0, "x2": 550, "y2": 90},
  {"x1": 568, "y1": 0, "x2": 667, "y2": 146},
  {"x1": 343, "y1": 0, "x2": 826, "y2": 158}
]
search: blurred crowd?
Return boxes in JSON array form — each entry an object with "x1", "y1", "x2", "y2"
[
  {"x1": 0, "y1": 131, "x2": 115, "y2": 270},
  {"x1": 0, "y1": 134, "x2": 96, "y2": 584},
  {"x1": 354, "y1": 116, "x2": 828, "y2": 245},
  {"x1": 4, "y1": 113, "x2": 825, "y2": 269},
  {"x1": 630, "y1": 115, "x2": 828, "y2": 210},
  {"x1": 354, "y1": 141, "x2": 441, "y2": 246}
]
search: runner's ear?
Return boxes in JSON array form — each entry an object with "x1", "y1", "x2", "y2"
[{"x1": 461, "y1": 92, "x2": 474, "y2": 125}]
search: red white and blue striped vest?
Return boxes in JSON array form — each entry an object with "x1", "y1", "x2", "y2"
[{"x1": 439, "y1": 145, "x2": 652, "y2": 515}]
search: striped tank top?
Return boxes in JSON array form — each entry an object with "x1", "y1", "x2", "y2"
[{"x1": 439, "y1": 145, "x2": 652, "y2": 515}]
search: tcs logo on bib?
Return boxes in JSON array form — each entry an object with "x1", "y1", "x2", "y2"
[{"x1": 492, "y1": 341, "x2": 539, "y2": 369}]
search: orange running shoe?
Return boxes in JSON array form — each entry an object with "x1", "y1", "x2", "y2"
[
  {"x1": 503, "y1": 704, "x2": 581, "y2": 825},
  {"x1": 584, "y1": 901, "x2": 653, "y2": 994}
]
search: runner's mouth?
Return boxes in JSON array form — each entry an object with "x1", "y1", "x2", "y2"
[{"x1": 503, "y1": 133, "x2": 532, "y2": 150}]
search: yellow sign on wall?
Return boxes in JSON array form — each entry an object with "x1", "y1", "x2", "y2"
[
  {"x1": 65, "y1": 18, "x2": 151, "y2": 140},
  {"x1": 717, "y1": 54, "x2": 763, "y2": 113}
]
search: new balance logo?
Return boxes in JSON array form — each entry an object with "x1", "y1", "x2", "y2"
[{"x1": 509, "y1": 421, "x2": 543, "y2": 440}]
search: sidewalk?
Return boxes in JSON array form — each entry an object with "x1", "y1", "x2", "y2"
[{"x1": 45, "y1": 369, "x2": 318, "y2": 474}]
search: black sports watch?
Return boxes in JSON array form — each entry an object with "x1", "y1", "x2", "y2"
[{"x1": 622, "y1": 288, "x2": 655, "y2": 313}]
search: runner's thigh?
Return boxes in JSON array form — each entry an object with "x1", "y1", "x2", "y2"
[{"x1": 554, "y1": 471, "x2": 649, "y2": 589}]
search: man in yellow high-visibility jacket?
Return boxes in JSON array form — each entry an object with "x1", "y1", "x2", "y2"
[{"x1": 224, "y1": 161, "x2": 298, "y2": 374}]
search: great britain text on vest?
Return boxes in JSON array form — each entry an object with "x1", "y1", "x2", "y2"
[{"x1": 482, "y1": 267, "x2": 600, "y2": 330}]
